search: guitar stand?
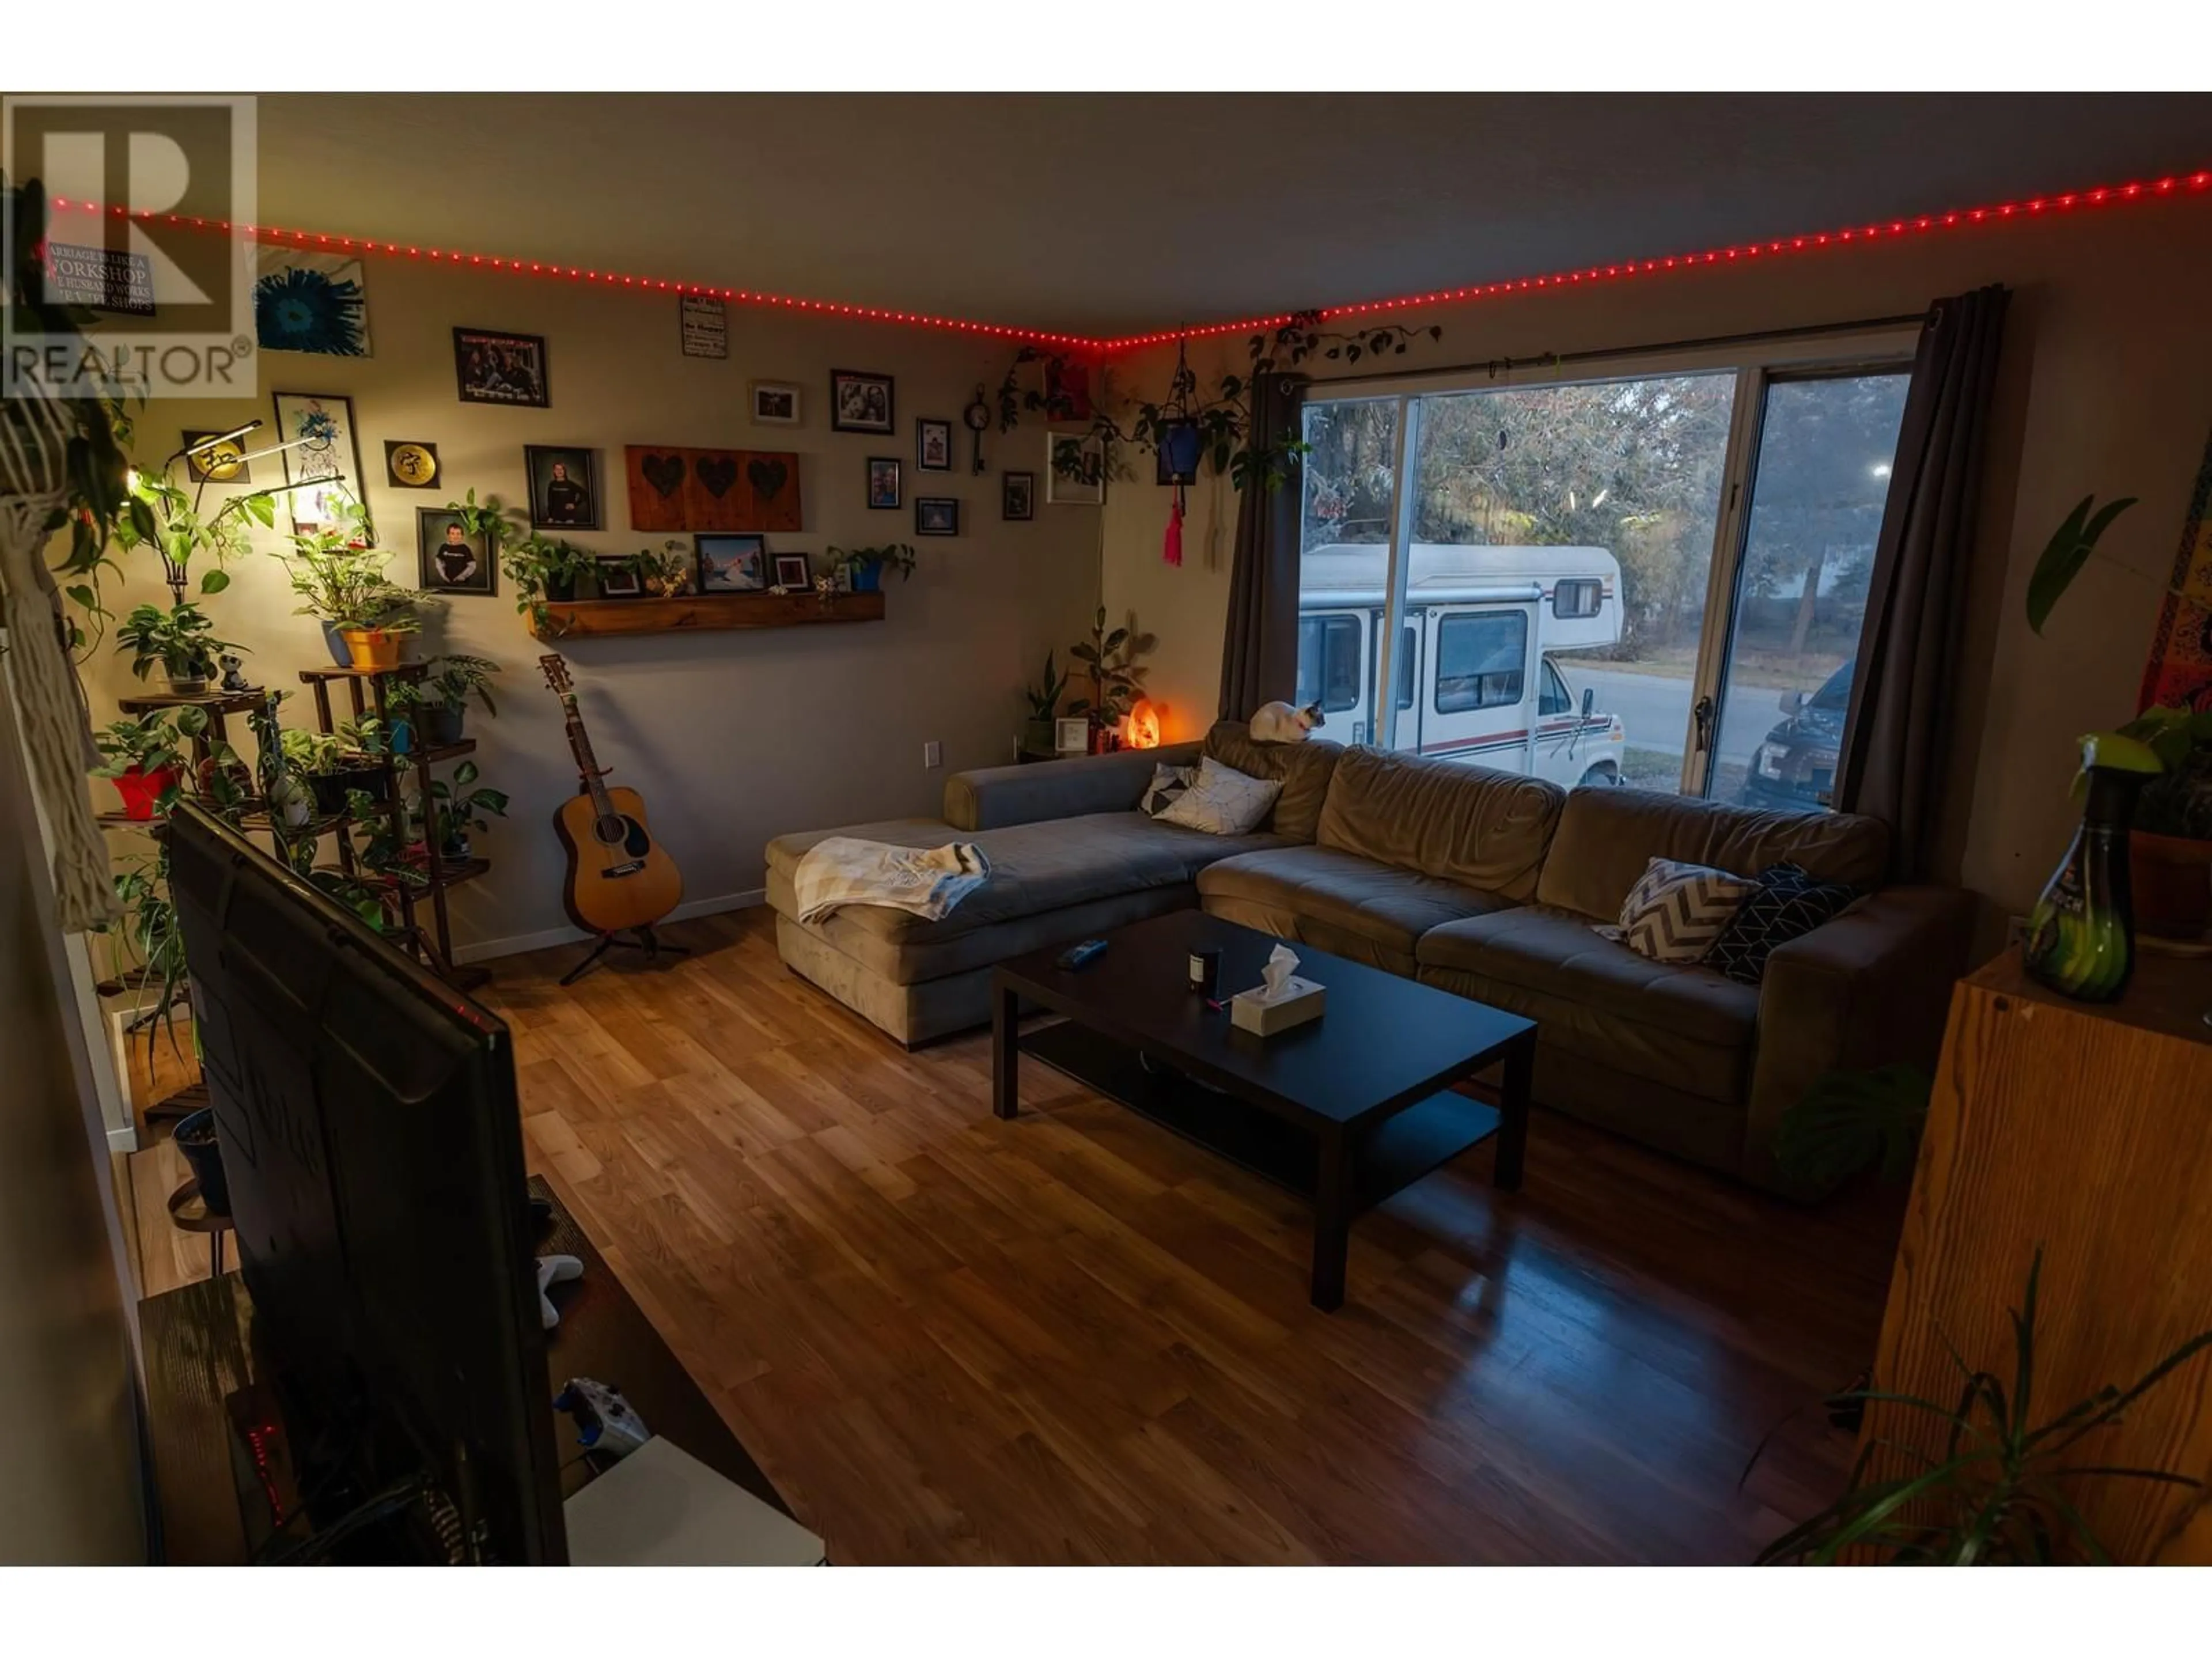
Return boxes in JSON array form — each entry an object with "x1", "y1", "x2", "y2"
[{"x1": 559, "y1": 924, "x2": 690, "y2": 987}]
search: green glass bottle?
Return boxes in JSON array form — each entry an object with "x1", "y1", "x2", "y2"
[{"x1": 2024, "y1": 761, "x2": 2147, "y2": 1002}]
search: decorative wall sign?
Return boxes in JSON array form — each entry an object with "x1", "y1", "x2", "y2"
[
  {"x1": 680, "y1": 293, "x2": 729, "y2": 359},
  {"x1": 525, "y1": 445, "x2": 601, "y2": 529},
  {"x1": 254, "y1": 248, "x2": 372, "y2": 356},
  {"x1": 868, "y1": 457, "x2": 902, "y2": 510},
  {"x1": 184, "y1": 431, "x2": 251, "y2": 484},
  {"x1": 416, "y1": 507, "x2": 497, "y2": 597},
  {"x1": 915, "y1": 497, "x2": 960, "y2": 537},
  {"x1": 46, "y1": 243, "x2": 155, "y2": 315},
  {"x1": 1047, "y1": 431, "x2": 1104, "y2": 505},
  {"x1": 830, "y1": 369, "x2": 895, "y2": 434},
  {"x1": 623, "y1": 446, "x2": 802, "y2": 533},
  {"x1": 454, "y1": 327, "x2": 550, "y2": 407},
  {"x1": 751, "y1": 381, "x2": 801, "y2": 425},
  {"x1": 384, "y1": 440, "x2": 440, "y2": 490},
  {"x1": 1002, "y1": 471, "x2": 1035, "y2": 521},
  {"x1": 271, "y1": 391, "x2": 370, "y2": 540}
]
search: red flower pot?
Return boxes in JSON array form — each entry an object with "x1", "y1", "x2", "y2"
[{"x1": 112, "y1": 764, "x2": 180, "y2": 820}]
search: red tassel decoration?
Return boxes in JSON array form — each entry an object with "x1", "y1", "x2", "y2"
[{"x1": 1164, "y1": 490, "x2": 1184, "y2": 566}]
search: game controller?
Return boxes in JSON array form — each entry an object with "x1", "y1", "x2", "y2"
[
  {"x1": 552, "y1": 1377, "x2": 651, "y2": 1459},
  {"x1": 536, "y1": 1253, "x2": 583, "y2": 1329}
]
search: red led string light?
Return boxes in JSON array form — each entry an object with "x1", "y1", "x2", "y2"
[{"x1": 45, "y1": 165, "x2": 2212, "y2": 357}]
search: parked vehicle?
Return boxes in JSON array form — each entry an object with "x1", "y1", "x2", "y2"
[
  {"x1": 1740, "y1": 660, "x2": 1851, "y2": 811},
  {"x1": 1296, "y1": 543, "x2": 1628, "y2": 789}
]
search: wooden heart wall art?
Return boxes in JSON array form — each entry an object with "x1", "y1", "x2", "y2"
[{"x1": 624, "y1": 445, "x2": 802, "y2": 533}]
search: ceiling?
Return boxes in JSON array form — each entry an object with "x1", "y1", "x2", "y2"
[{"x1": 257, "y1": 94, "x2": 2212, "y2": 338}]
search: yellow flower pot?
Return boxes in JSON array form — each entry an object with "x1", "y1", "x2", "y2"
[{"x1": 340, "y1": 627, "x2": 404, "y2": 671}]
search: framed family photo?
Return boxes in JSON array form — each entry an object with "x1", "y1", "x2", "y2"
[
  {"x1": 915, "y1": 497, "x2": 960, "y2": 537},
  {"x1": 1002, "y1": 471, "x2": 1036, "y2": 521},
  {"x1": 830, "y1": 369, "x2": 895, "y2": 434},
  {"x1": 916, "y1": 417, "x2": 952, "y2": 472},
  {"x1": 867, "y1": 456, "x2": 902, "y2": 510},
  {"x1": 416, "y1": 507, "x2": 496, "y2": 597},
  {"x1": 525, "y1": 445, "x2": 600, "y2": 530},
  {"x1": 698, "y1": 533, "x2": 768, "y2": 592},
  {"x1": 453, "y1": 327, "x2": 550, "y2": 407},
  {"x1": 751, "y1": 381, "x2": 802, "y2": 425}
]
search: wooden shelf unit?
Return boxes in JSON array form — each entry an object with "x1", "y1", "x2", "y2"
[{"x1": 530, "y1": 589, "x2": 884, "y2": 639}]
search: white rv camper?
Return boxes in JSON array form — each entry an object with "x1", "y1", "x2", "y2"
[{"x1": 1296, "y1": 543, "x2": 1628, "y2": 788}]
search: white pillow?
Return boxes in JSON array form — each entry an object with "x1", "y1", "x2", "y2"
[
  {"x1": 1593, "y1": 857, "x2": 1755, "y2": 964},
  {"x1": 1157, "y1": 756, "x2": 1281, "y2": 835},
  {"x1": 1139, "y1": 762, "x2": 1196, "y2": 817}
]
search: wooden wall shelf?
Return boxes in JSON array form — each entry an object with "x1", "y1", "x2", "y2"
[{"x1": 530, "y1": 590, "x2": 885, "y2": 639}]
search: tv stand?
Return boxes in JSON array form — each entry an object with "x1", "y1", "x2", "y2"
[{"x1": 140, "y1": 1176, "x2": 796, "y2": 1564}]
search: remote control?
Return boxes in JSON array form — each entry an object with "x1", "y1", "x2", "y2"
[{"x1": 1057, "y1": 938, "x2": 1109, "y2": 971}]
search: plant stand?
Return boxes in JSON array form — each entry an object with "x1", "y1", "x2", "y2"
[{"x1": 298, "y1": 665, "x2": 491, "y2": 992}]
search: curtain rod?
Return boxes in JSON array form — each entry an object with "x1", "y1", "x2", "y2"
[{"x1": 1300, "y1": 309, "x2": 1930, "y2": 387}]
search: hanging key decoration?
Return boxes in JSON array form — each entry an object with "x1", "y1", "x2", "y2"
[{"x1": 964, "y1": 386, "x2": 991, "y2": 475}]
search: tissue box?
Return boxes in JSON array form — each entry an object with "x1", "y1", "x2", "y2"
[{"x1": 1229, "y1": 976, "x2": 1327, "y2": 1036}]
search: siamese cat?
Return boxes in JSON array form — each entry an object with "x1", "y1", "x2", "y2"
[{"x1": 1248, "y1": 701, "x2": 1326, "y2": 744}]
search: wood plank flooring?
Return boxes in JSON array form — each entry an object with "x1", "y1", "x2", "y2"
[{"x1": 479, "y1": 908, "x2": 1900, "y2": 1565}]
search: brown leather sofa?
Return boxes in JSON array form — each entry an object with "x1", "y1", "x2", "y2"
[{"x1": 766, "y1": 721, "x2": 1974, "y2": 1192}]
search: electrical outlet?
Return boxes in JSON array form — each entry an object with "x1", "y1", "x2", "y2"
[
  {"x1": 2005, "y1": 913, "x2": 2031, "y2": 950},
  {"x1": 923, "y1": 741, "x2": 942, "y2": 769}
]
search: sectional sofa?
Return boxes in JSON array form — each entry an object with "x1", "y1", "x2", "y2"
[{"x1": 765, "y1": 721, "x2": 1974, "y2": 1192}]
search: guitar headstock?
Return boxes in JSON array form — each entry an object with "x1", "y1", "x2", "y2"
[{"x1": 539, "y1": 653, "x2": 574, "y2": 697}]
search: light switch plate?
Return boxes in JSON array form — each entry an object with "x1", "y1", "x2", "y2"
[{"x1": 923, "y1": 741, "x2": 942, "y2": 768}]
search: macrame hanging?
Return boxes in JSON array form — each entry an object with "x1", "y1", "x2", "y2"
[
  {"x1": 1156, "y1": 342, "x2": 1203, "y2": 567},
  {"x1": 0, "y1": 374, "x2": 120, "y2": 932}
]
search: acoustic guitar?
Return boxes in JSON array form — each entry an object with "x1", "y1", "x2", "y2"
[{"x1": 539, "y1": 654, "x2": 684, "y2": 938}]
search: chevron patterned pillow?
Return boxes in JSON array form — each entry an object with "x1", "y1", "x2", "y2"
[{"x1": 1597, "y1": 857, "x2": 1756, "y2": 964}]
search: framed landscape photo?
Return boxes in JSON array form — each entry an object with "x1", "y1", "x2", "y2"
[
  {"x1": 525, "y1": 445, "x2": 601, "y2": 529},
  {"x1": 697, "y1": 533, "x2": 767, "y2": 592},
  {"x1": 750, "y1": 381, "x2": 801, "y2": 426},
  {"x1": 915, "y1": 497, "x2": 960, "y2": 537},
  {"x1": 916, "y1": 417, "x2": 952, "y2": 472},
  {"x1": 453, "y1": 327, "x2": 550, "y2": 407},
  {"x1": 415, "y1": 507, "x2": 496, "y2": 597},
  {"x1": 867, "y1": 456, "x2": 902, "y2": 510},
  {"x1": 1002, "y1": 471, "x2": 1035, "y2": 521},
  {"x1": 271, "y1": 391, "x2": 370, "y2": 540},
  {"x1": 829, "y1": 369, "x2": 895, "y2": 434},
  {"x1": 771, "y1": 552, "x2": 812, "y2": 590}
]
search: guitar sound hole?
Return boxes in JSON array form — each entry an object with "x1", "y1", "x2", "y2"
[{"x1": 593, "y1": 815, "x2": 628, "y2": 846}]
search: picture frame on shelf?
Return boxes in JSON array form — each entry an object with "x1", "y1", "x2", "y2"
[
  {"x1": 453, "y1": 327, "x2": 550, "y2": 407},
  {"x1": 1054, "y1": 717, "x2": 1090, "y2": 755},
  {"x1": 524, "y1": 444, "x2": 601, "y2": 529},
  {"x1": 383, "y1": 440, "x2": 440, "y2": 490},
  {"x1": 698, "y1": 533, "x2": 768, "y2": 592},
  {"x1": 771, "y1": 552, "x2": 812, "y2": 590},
  {"x1": 271, "y1": 391, "x2": 371, "y2": 540},
  {"x1": 751, "y1": 381, "x2": 802, "y2": 425},
  {"x1": 867, "y1": 456, "x2": 902, "y2": 510},
  {"x1": 415, "y1": 507, "x2": 497, "y2": 598},
  {"x1": 829, "y1": 369, "x2": 895, "y2": 434},
  {"x1": 916, "y1": 418, "x2": 952, "y2": 472},
  {"x1": 596, "y1": 561, "x2": 643, "y2": 598},
  {"x1": 915, "y1": 497, "x2": 959, "y2": 537},
  {"x1": 1047, "y1": 431, "x2": 1105, "y2": 505},
  {"x1": 1002, "y1": 471, "x2": 1035, "y2": 521}
]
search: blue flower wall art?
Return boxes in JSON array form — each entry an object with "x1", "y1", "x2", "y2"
[{"x1": 253, "y1": 251, "x2": 372, "y2": 357}]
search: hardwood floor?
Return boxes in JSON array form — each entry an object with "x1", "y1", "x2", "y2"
[{"x1": 479, "y1": 907, "x2": 1901, "y2": 1565}]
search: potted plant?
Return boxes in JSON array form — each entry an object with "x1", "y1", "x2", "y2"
[
  {"x1": 1021, "y1": 649, "x2": 1069, "y2": 757},
  {"x1": 108, "y1": 854, "x2": 191, "y2": 1063},
  {"x1": 111, "y1": 469, "x2": 266, "y2": 600},
  {"x1": 172, "y1": 1108, "x2": 229, "y2": 1215},
  {"x1": 282, "y1": 718, "x2": 391, "y2": 814},
  {"x1": 389, "y1": 654, "x2": 501, "y2": 748},
  {"x1": 1065, "y1": 607, "x2": 1154, "y2": 752},
  {"x1": 425, "y1": 761, "x2": 510, "y2": 861},
  {"x1": 93, "y1": 711, "x2": 187, "y2": 819},
  {"x1": 282, "y1": 509, "x2": 390, "y2": 665},
  {"x1": 825, "y1": 541, "x2": 917, "y2": 594},
  {"x1": 2111, "y1": 706, "x2": 2212, "y2": 938},
  {"x1": 502, "y1": 532, "x2": 595, "y2": 633},
  {"x1": 631, "y1": 539, "x2": 694, "y2": 597},
  {"x1": 114, "y1": 600, "x2": 241, "y2": 694}
]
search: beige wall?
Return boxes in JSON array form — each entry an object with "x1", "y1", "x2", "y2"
[
  {"x1": 0, "y1": 681, "x2": 143, "y2": 1563},
  {"x1": 1101, "y1": 201, "x2": 2212, "y2": 929},
  {"x1": 93, "y1": 260, "x2": 1100, "y2": 955}
]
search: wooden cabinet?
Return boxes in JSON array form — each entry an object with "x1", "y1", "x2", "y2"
[{"x1": 1860, "y1": 949, "x2": 2212, "y2": 1563}]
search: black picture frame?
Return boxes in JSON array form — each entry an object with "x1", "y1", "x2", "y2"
[
  {"x1": 524, "y1": 444, "x2": 601, "y2": 530},
  {"x1": 1002, "y1": 471, "x2": 1035, "y2": 521},
  {"x1": 415, "y1": 507, "x2": 497, "y2": 597},
  {"x1": 271, "y1": 391, "x2": 372, "y2": 542},
  {"x1": 596, "y1": 560, "x2": 642, "y2": 598},
  {"x1": 453, "y1": 327, "x2": 550, "y2": 407},
  {"x1": 915, "y1": 497, "x2": 960, "y2": 537},
  {"x1": 916, "y1": 417, "x2": 953, "y2": 472},
  {"x1": 771, "y1": 552, "x2": 812, "y2": 590},
  {"x1": 698, "y1": 533, "x2": 767, "y2": 592},
  {"x1": 829, "y1": 369, "x2": 895, "y2": 434},
  {"x1": 866, "y1": 456, "x2": 902, "y2": 510}
]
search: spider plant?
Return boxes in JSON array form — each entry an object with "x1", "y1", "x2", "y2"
[{"x1": 1756, "y1": 1249, "x2": 2212, "y2": 1564}]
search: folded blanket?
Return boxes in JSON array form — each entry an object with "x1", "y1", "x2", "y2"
[{"x1": 792, "y1": 836, "x2": 993, "y2": 925}]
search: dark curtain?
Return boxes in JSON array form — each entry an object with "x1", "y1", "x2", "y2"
[
  {"x1": 1217, "y1": 372, "x2": 1309, "y2": 721},
  {"x1": 1836, "y1": 284, "x2": 2009, "y2": 880}
]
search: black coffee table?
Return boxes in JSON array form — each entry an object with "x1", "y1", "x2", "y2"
[{"x1": 991, "y1": 910, "x2": 1537, "y2": 1311}]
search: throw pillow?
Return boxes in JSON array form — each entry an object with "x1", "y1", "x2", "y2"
[
  {"x1": 1595, "y1": 857, "x2": 1755, "y2": 964},
  {"x1": 1139, "y1": 762, "x2": 1196, "y2": 818},
  {"x1": 1706, "y1": 862, "x2": 1860, "y2": 986},
  {"x1": 1157, "y1": 756, "x2": 1282, "y2": 836}
]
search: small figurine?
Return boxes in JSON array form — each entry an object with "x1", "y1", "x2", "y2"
[{"x1": 219, "y1": 653, "x2": 254, "y2": 694}]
